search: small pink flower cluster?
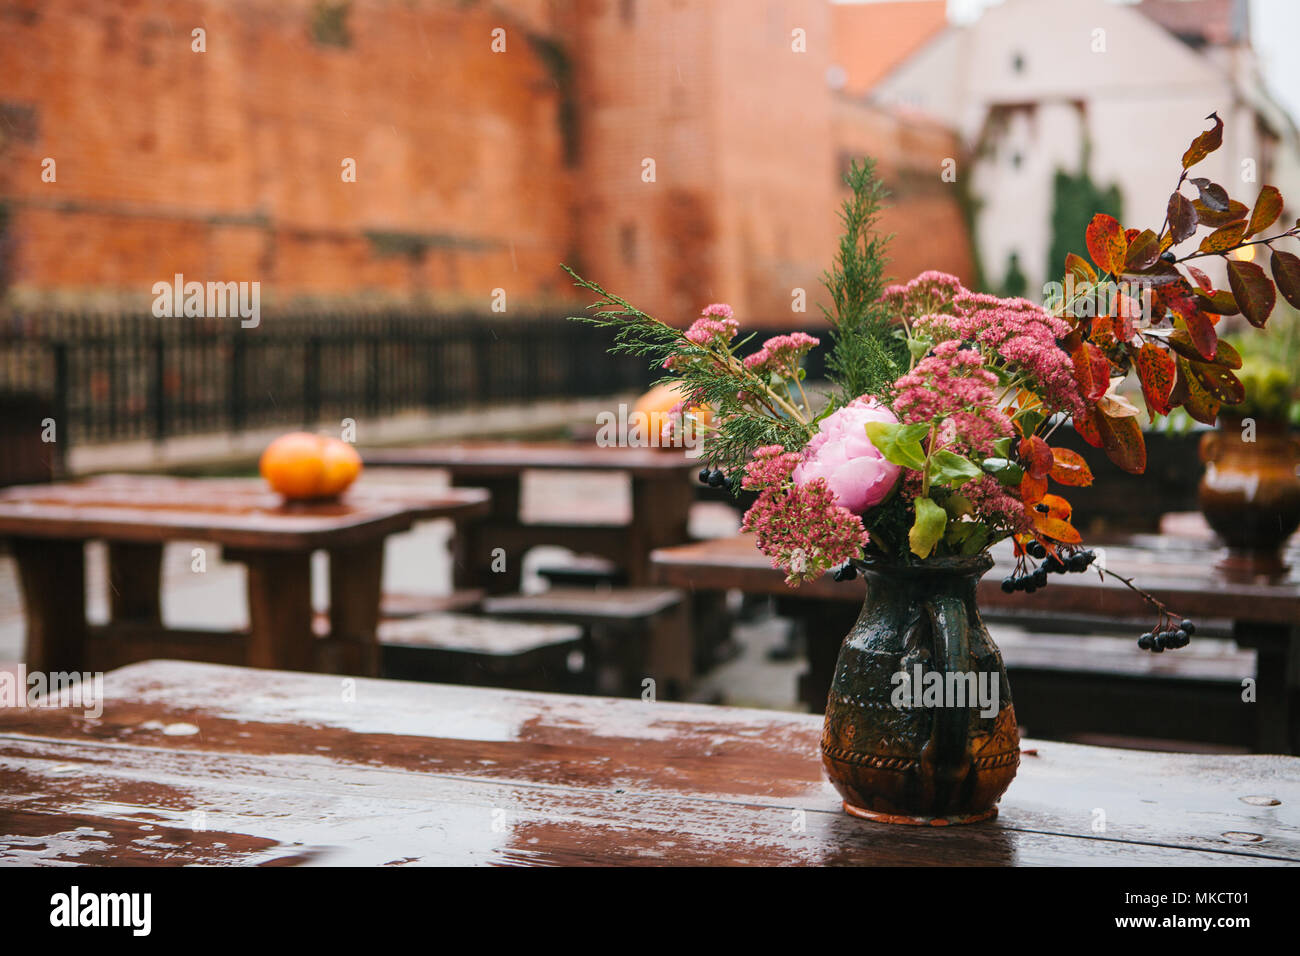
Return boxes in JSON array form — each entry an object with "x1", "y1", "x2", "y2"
[
  {"x1": 880, "y1": 270, "x2": 965, "y2": 318},
  {"x1": 683, "y1": 305, "x2": 740, "y2": 346},
  {"x1": 962, "y1": 474, "x2": 1032, "y2": 534},
  {"x1": 743, "y1": 332, "x2": 820, "y2": 376},
  {"x1": 740, "y1": 476, "x2": 870, "y2": 586},
  {"x1": 912, "y1": 291, "x2": 1084, "y2": 418},
  {"x1": 665, "y1": 303, "x2": 739, "y2": 368},
  {"x1": 892, "y1": 340, "x2": 1012, "y2": 457},
  {"x1": 741, "y1": 444, "x2": 802, "y2": 490}
]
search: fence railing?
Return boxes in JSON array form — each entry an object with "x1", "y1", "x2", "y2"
[{"x1": 0, "y1": 311, "x2": 656, "y2": 449}]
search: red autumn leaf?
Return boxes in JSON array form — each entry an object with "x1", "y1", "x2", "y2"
[
  {"x1": 1192, "y1": 198, "x2": 1248, "y2": 228},
  {"x1": 1071, "y1": 342, "x2": 1110, "y2": 402},
  {"x1": 1049, "y1": 447, "x2": 1093, "y2": 487},
  {"x1": 1095, "y1": 410, "x2": 1147, "y2": 475},
  {"x1": 1090, "y1": 313, "x2": 1117, "y2": 348},
  {"x1": 1085, "y1": 214, "x2": 1127, "y2": 275},
  {"x1": 1270, "y1": 250, "x2": 1300, "y2": 309},
  {"x1": 1186, "y1": 265, "x2": 1213, "y2": 290},
  {"x1": 1225, "y1": 259, "x2": 1276, "y2": 328},
  {"x1": 1167, "y1": 191, "x2": 1198, "y2": 244},
  {"x1": 1191, "y1": 362, "x2": 1246, "y2": 405},
  {"x1": 1039, "y1": 493, "x2": 1073, "y2": 521},
  {"x1": 1198, "y1": 220, "x2": 1248, "y2": 253},
  {"x1": 1178, "y1": 307, "x2": 1219, "y2": 360},
  {"x1": 1210, "y1": 338, "x2": 1242, "y2": 369},
  {"x1": 1018, "y1": 436, "x2": 1053, "y2": 479},
  {"x1": 1176, "y1": 357, "x2": 1222, "y2": 425},
  {"x1": 1181, "y1": 112, "x2": 1224, "y2": 169},
  {"x1": 1192, "y1": 287, "x2": 1239, "y2": 315},
  {"x1": 1123, "y1": 229, "x2": 1161, "y2": 272},
  {"x1": 1189, "y1": 178, "x2": 1230, "y2": 212},
  {"x1": 1019, "y1": 471, "x2": 1047, "y2": 507},
  {"x1": 1031, "y1": 512, "x2": 1083, "y2": 545},
  {"x1": 1133, "y1": 343, "x2": 1175, "y2": 417},
  {"x1": 1074, "y1": 407, "x2": 1103, "y2": 448},
  {"x1": 1246, "y1": 185, "x2": 1283, "y2": 238},
  {"x1": 1065, "y1": 252, "x2": 1097, "y2": 286}
]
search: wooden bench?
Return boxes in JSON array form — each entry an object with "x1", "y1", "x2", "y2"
[
  {"x1": 481, "y1": 586, "x2": 689, "y2": 699},
  {"x1": 993, "y1": 627, "x2": 1258, "y2": 750},
  {"x1": 378, "y1": 613, "x2": 582, "y2": 690},
  {"x1": 379, "y1": 589, "x2": 485, "y2": 619}
]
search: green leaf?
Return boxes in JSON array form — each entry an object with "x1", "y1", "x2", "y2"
[
  {"x1": 991, "y1": 437, "x2": 1013, "y2": 458},
  {"x1": 907, "y1": 336, "x2": 934, "y2": 361},
  {"x1": 947, "y1": 521, "x2": 992, "y2": 556},
  {"x1": 944, "y1": 494, "x2": 973, "y2": 518},
  {"x1": 981, "y1": 457, "x2": 1025, "y2": 486},
  {"x1": 864, "y1": 421, "x2": 930, "y2": 471},
  {"x1": 909, "y1": 497, "x2": 947, "y2": 559},
  {"x1": 928, "y1": 449, "x2": 982, "y2": 488}
]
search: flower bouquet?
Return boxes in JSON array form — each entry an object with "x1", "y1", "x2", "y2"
[{"x1": 566, "y1": 116, "x2": 1298, "y2": 823}]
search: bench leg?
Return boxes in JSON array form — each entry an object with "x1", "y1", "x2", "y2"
[
  {"x1": 12, "y1": 537, "x2": 87, "y2": 672},
  {"x1": 229, "y1": 549, "x2": 315, "y2": 672},
  {"x1": 327, "y1": 540, "x2": 385, "y2": 677}
]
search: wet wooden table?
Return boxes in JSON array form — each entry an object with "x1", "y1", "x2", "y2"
[
  {"x1": 650, "y1": 531, "x2": 1300, "y2": 751},
  {"x1": 0, "y1": 476, "x2": 490, "y2": 676},
  {"x1": 362, "y1": 441, "x2": 700, "y2": 593},
  {"x1": 0, "y1": 660, "x2": 1296, "y2": 865}
]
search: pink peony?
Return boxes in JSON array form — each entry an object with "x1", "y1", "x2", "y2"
[{"x1": 792, "y1": 398, "x2": 901, "y2": 513}]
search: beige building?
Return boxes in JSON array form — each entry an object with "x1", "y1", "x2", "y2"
[{"x1": 869, "y1": 0, "x2": 1300, "y2": 295}]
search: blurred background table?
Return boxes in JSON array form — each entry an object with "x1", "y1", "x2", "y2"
[
  {"x1": 651, "y1": 519, "x2": 1300, "y2": 754},
  {"x1": 0, "y1": 476, "x2": 489, "y2": 675},
  {"x1": 1, "y1": 660, "x2": 1295, "y2": 866},
  {"x1": 362, "y1": 441, "x2": 703, "y2": 593}
]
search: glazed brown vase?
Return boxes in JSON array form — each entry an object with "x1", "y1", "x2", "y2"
[
  {"x1": 1199, "y1": 416, "x2": 1300, "y2": 580},
  {"x1": 821, "y1": 554, "x2": 1020, "y2": 825}
]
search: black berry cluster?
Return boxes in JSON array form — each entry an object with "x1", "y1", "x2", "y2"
[
  {"x1": 697, "y1": 467, "x2": 727, "y2": 488},
  {"x1": 1000, "y1": 545, "x2": 1096, "y2": 594},
  {"x1": 1138, "y1": 619, "x2": 1195, "y2": 653},
  {"x1": 832, "y1": 562, "x2": 857, "y2": 582}
]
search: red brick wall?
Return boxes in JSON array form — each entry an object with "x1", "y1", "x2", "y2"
[
  {"x1": 0, "y1": 0, "x2": 575, "y2": 309},
  {"x1": 0, "y1": 0, "x2": 974, "y2": 326}
]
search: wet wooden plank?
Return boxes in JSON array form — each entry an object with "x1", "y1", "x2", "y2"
[
  {"x1": 650, "y1": 534, "x2": 1300, "y2": 624},
  {"x1": 0, "y1": 478, "x2": 489, "y2": 550},
  {"x1": 362, "y1": 441, "x2": 701, "y2": 477},
  {"x1": 0, "y1": 661, "x2": 1296, "y2": 866}
]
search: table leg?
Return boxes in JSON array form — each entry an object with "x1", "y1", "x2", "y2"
[
  {"x1": 327, "y1": 539, "x2": 385, "y2": 677},
  {"x1": 1233, "y1": 620, "x2": 1299, "y2": 754},
  {"x1": 228, "y1": 549, "x2": 315, "y2": 672},
  {"x1": 452, "y1": 475, "x2": 522, "y2": 594},
  {"x1": 107, "y1": 541, "x2": 163, "y2": 624},
  {"x1": 779, "y1": 597, "x2": 860, "y2": 714},
  {"x1": 11, "y1": 538, "x2": 87, "y2": 672},
  {"x1": 628, "y1": 475, "x2": 692, "y2": 585}
]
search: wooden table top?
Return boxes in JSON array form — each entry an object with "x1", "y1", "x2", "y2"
[
  {"x1": 362, "y1": 440, "x2": 702, "y2": 477},
  {"x1": 651, "y1": 533, "x2": 1300, "y2": 624},
  {"x1": 0, "y1": 476, "x2": 490, "y2": 551},
  {"x1": 0, "y1": 660, "x2": 1296, "y2": 866}
]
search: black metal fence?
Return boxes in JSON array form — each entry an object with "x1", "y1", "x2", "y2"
[{"x1": 0, "y1": 311, "x2": 654, "y2": 449}]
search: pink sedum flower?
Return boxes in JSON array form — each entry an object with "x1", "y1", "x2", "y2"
[{"x1": 792, "y1": 398, "x2": 901, "y2": 513}]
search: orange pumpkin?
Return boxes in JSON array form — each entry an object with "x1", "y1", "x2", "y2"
[
  {"x1": 633, "y1": 383, "x2": 712, "y2": 446},
  {"x1": 259, "y1": 432, "x2": 362, "y2": 500}
]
